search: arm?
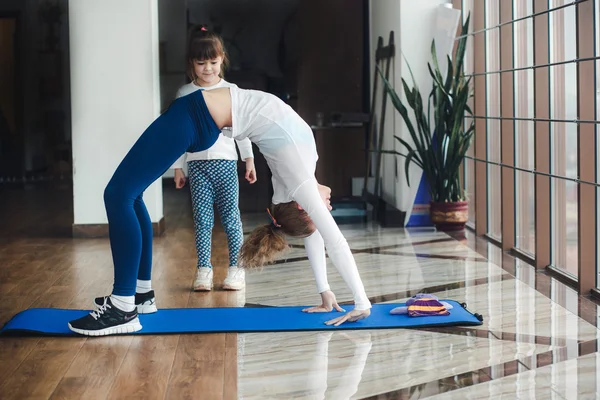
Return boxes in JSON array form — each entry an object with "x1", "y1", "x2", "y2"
[
  {"x1": 293, "y1": 181, "x2": 371, "y2": 312},
  {"x1": 171, "y1": 154, "x2": 187, "y2": 189},
  {"x1": 304, "y1": 230, "x2": 330, "y2": 293},
  {"x1": 235, "y1": 137, "x2": 254, "y2": 160},
  {"x1": 171, "y1": 153, "x2": 186, "y2": 170},
  {"x1": 235, "y1": 138, "x2": 257, "y2": 184},
  {"x1": 302, "y1": 230, "x2": 346, "y2": 314}
]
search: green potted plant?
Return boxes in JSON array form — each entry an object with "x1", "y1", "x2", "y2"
[{"x1": 377, "y1": 14, "x2": 474, "y2": 231}]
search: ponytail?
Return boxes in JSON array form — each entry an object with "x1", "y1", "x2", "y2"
[{"x1": 238, "y1": 224, "x2": 289, "y2": 269}]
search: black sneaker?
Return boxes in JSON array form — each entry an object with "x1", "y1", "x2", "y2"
[
  {"x1": 68, "y1": 297, "x2": 142, "y2": 336},
  {"x1": 94, "y1": 290, "x2": 157, "y2": 314}
]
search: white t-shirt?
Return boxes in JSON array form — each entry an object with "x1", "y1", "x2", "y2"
[
  {"x1": 170, "y1": 80, "x2": 254, "y2": 169},
  {"x1": 224, "y1": 87, "x2": 318, "y2": 204}
]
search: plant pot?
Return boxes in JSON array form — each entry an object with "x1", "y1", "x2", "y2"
[{"x1": 429, "y1": 201, "x2": 468, "y2": 231}]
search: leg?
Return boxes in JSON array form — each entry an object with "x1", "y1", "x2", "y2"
[
  {"x1": 213, "y1": 160, "x2": 243, "y2": 267},
  {"x1": 189, "y1": 160, "x2": 215, "y2": 269},
  {"x1": 292, "y1": 181, "x2": 371, "y2": 310},
  {"x1": 93, "y1": 193, "x2": 158, "y2": 314},
  {"x1": 135, "y1": 193, "x2": 153, "y2": 281},
  {"x1": 68, "y1": 94, "x2": 221, "y2": 336},
  {"x1": 105, "y1": 111, "x2": 195, "y2": 297},
  {"x1": 105, "y1": 91, "x2": 220, "y2": 297},
  {"x1": 212, "y1": 160, "x2": 246, "y2": 290},
  {"x1": 132, "y1": 194, "x2": 159, "y2": 314},
  {"x1": 189, "y1": 160, "x2": 216, "y2": 291}
]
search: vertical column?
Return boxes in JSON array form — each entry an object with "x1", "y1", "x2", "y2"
[
  {"x1": 453, "y1": 0, "x2": 464, "y2": 191},
  {"x1": 500, "y1": 0, "x2": 515, "y2": 249},
  {"x1": 576, "y1": 0, "x2": 596, "y2": 293},
  {"x1": 533, "y1": 0, "x2": 551, "y2": 268},
  {"x1": 69, "y1": 0, "x2": 164, "y2": 237},
  {"x1": 514, "y1": 0, "x2": 535, "y2": 256},
  {"x1": 454, "y1": 0, "x2": 465, "y2": 195},
  {"x1": 552, "y1": 1, "x2": 567, "y2": 268},
  {"x1": 473, "y1": 0, "x2": 488, "y2": 235}
]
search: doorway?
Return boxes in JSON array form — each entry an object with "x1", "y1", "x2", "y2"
[{"x1": 0, "y1": 14, "x2": 22, "y2": 180}]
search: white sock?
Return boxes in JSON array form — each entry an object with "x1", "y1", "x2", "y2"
[
  {"x1": 136, "y1": 279, "x2": 152, "y2": 294},
  {"x1": 110, "y1": 294, "x2": 136, "y2": 312}
]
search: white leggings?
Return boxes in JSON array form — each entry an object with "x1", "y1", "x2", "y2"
[{"x1": 292, "y1": 180, "x2": 371, "y2": 310}]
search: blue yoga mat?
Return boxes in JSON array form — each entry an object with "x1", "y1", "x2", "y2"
[{"x1": 0, "y1": 300, "x2": 482, "y2": 336}]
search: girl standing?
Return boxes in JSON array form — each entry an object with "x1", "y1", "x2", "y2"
[{"x1": 171, "y1": 26, "x2": 256, "y2": 292}]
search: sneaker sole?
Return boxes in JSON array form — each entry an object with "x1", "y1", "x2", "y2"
[
  {"x1": 193, "y1": 284, "x2": 213, "y2": 291},
  {"x1": 68, "y1": 318, "x2": 142, "y2": 336},
  {"x1": 137, "y1": 303, "x2": 158, "y2": 314}
]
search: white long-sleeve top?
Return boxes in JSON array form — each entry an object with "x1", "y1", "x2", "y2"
[
  {"x1": 224, "y1": 87, "x2": 372, "y2": 310},
  {"x1": 170, "y1": 80, "x2": 253, "y2": 169},
  {"x1": 226, "y1": 87, "x2": 318, "y2": 203}
]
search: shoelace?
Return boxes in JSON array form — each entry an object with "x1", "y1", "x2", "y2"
[{"x1": 91, "y1": 303, "x2": 112, "y2": 320}]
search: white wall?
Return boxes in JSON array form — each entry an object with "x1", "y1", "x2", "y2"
[
  {"x1": 369, "y1": 0, "x2": 452, "y2": 223},
  {"x1": 70, "y1": 0, "x2": 163, "y2": 225}
]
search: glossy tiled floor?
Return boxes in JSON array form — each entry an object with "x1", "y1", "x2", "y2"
[{"x1": 237, "y1": 216, "x2": 600, "y2": 399}]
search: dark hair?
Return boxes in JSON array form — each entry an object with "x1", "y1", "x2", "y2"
[
  {"x1": 238, "y1": 202, "x2": 316, "y2": 269},
  {"x1": 186, "y1": 25, "x2": 229, "y2": 81}
]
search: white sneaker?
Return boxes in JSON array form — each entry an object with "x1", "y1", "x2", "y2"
[
  {"x1": 223, "y1": 266, "x2": 246, "y2": 290},
  {"x1": 193, "y1": 267, "x2": 213, "y2": 291}
]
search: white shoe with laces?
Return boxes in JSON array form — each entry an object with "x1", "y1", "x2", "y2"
[
  {"x1": 223, "y1": 266, "x2": 245, "y2": 290},
  {"x1": 194, "y1": 267, "x2": 213, "y2": 291}
]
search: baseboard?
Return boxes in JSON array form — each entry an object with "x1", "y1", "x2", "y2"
[
  {"x1": 545, "y1": 265, "x2": 578, "y2": 291},
  {"x1": 375, "y1": 200, "x2": 405, "y2": 227},
  {"x1": 72, "y1": 217, "x2": 166, "y2": 238},
  {"x1": 362, "y1": 189, "x2": 405, "y2": 227}
]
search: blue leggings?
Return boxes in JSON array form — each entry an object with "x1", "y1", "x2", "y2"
[
  {"x1": 104, "y1": 90, "x2": 221, "y2": 296},
  {"x1": 188, "y1": 160, "x2": 243, "y2": 268}
]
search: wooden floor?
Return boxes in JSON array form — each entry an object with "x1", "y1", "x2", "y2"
[{"x1": 0, "y1": 182, "x2": 241, "y2": 400}]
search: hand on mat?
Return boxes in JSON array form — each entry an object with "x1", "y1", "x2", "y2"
[
  {"x1": 301, "y1": 290, "x2": 346, "y2": 313},
  {"x1": 174, "y1": 169, "x2": 186, "y2": 189},
  {"x1": 245, "y1": 158, "x2": 257, "y2": 184},
  {"x1": 325, "y1": 308, "x2": 371, "y2": 327}
]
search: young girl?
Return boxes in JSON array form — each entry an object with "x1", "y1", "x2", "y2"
[
  {"x1": 68, "y1": 86, "x2": 370, "y2": 336},
  {"x1": 171, "y1": 26, "x2": 256, "y2": 292}
]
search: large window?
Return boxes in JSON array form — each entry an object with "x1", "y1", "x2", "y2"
[
  {"x1": 549, "y1": 0, "x2": 578, "y2": 277},
  {"x1": 485, "y1": 0, "x2": 502, "y2": 239},
  {"x1": 513, "y1": 0, "x2": 535, "y2": 255},
  {"x1": 461, "y1": 0, "x2": 598, "y2": 294}
]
